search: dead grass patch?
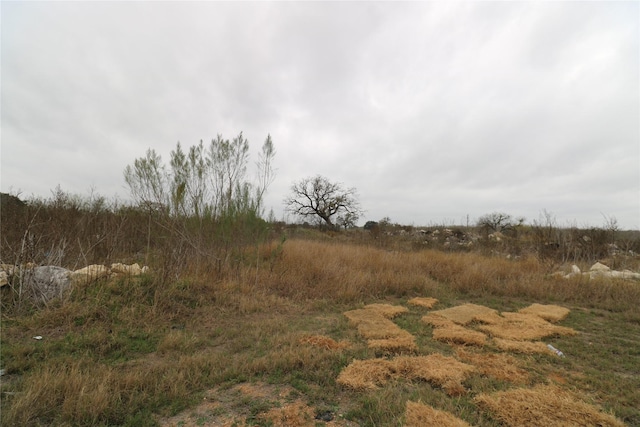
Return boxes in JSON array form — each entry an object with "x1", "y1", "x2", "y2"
[
  {"x1": 422, "y1": 313, "x2": 487, "y2": 346},
  {"x1": 478, "y1": 312, "x2": 578, "y2": 341},
  {"x1": 394, "y1": 354, "x2": 476, "y2": 396},
  {"x1": 405, "y1": 401, "x2": 471, "y2": 427},
  {"x1": 367, "y1": 332, "x2": 417, "y2": 353},
  {"x1": 455, "y1": 348, "x2": 529, "y2": 384},
  {"x1": 344, "y1": 305, "x2": 416, "y2": 353},
  {"x1": 422, "y1": 313, "x2": 457, "y2": 328},
  {"x1": 430, "y1": 303, "x2": 499, "y2": 325},
  {"x1": 344, "y1": 309, "x2": 403, "y2": 338},
  {"x1": 518, "y1": 303, "x2": 570, "y2": 322},
  {"x1": 475, "y1": 384, "x2": 626, "y2": 427},
  {"x1": 299, "y1": 335, "x2": 350, "y2": 350},
  {"x1": 432, "y1": 324, "x2": 488, "y2": 346},
  {"x1": 492, "y1": 338, "x2": 554, "y2": 354},
  {"x1": 337, "y1": 355, "x2": 475, "y2": 396},
  {"x1": 407, "y1": 297, "x2": 439, "y2": 309},
  {"x1": 336, "y1": 358, "x2": 395, "y2": 391},
  {"x1": 362, "y1": 303, "x2": 409, "y2": 318}
]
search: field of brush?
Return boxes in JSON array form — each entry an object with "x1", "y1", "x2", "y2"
[{"x1": 2, "y1": 235, "x2": 640, "y2": 426}]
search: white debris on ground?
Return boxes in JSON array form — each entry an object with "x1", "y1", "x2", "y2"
[
  {"x1": 555, "y1": 262, "x2": 640, "y2": 281},
  {"x1": 0, "y1": 263, "x2": 150, "y2": 303}
]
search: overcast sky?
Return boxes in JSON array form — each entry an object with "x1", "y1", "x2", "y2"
[{"x1": 2, "y1": 1, "x2": 638, "y2": 229}]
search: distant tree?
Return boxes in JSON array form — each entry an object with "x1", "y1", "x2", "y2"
[
  {"x1": 363, "y1": 221, "x2": 379, "y2": 231},
  {"x1": 477, "y1": 212, "x2": 524, "y2": 236},
  {"x1": 284, "y1": 175, "x2": 363, "y2": 229}
]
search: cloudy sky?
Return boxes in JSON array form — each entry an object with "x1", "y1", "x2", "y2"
[{"x1": 2, "y1": 1, "x2": 638, "y2": 229}]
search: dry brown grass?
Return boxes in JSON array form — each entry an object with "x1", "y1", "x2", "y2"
[
  {"x1": 336, "y1": 358, "x2": 395, "y2": 391},
  {"x1": 344, "y1": 305, "x2": 417, "y2": 353},
  {"x1": 344, "y1": 309, "x2": 406, "y2": 340},
  {"x1": 518, "y1": 303, "x2": 570, "y2": 322},
  {"x1": 475, "y1": 384, "x2": 626, "y2": 427},
  {"x1": 263, "y1": 240, "x2": 439, "y2": 302},
  {"x1": 455, "y1": 348, "x2": 529, "y2": 384},
  {"x1": 337, "y1": 354, "x2": 475, "y2": 396},
  {"x1": 422, "y1": 311, "x2": 488, "y2": 346},
  {"x1": 405, "y1": 401, "x2": 471, "y2": 427},
  {"x1": 429, "y1": 303, "x2": 499, "y2": 325},
  {"x1": 407, "y1": 297, "x2": 439, "y2": 309},
  {"x1": 250, "y1": 238, "x2": 640, "y2": 311},
  {"x1": 361, "y1": 303, "x2": 409, "y2": 318},
  {"x1": 367, "y1": 332, "x2": 417, "y2": 353},
  {"x1": 4, "y1": 236, "x2": 639, "y2": 425},
  {"x1": 421, "y1": 313, "x2": 457, "y2": 328},
  {"x1": 299, "y1": 335, "x2": 351, "y2": 350},
  {"x1": 432, "y1": 324, "x2": 488, "y2": 346},
  {"x1": 478, "y1": 312, "x2": 578, "y2": 341}
]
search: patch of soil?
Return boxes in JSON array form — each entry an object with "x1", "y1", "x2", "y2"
[{"x1": 157, "y1": 382, "x2": 357, "y2": 427}]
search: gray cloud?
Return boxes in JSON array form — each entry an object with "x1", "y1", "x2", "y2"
[{"x1": 2, "y1": 1, "x2": 638, "y2": 229}]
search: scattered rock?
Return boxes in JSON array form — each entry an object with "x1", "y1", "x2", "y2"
[
  {"x1": 0, "y1": 270, "x2": 8, "y2": 287},
  {"x1": 557, "y1": 262, "x2": 640, "y2": 281},
  {"x1": 2, "y1": 262, "x2": 150, "y2": 303},
  {"x1": 72, "y1": 264, "x2": 110, "y2": 283},
  {"x1": 23, "y1": 266, "x2": 73, "y2": 303},
  {"x1": 111, "y1": 263, "x2": 148, "y2": 275}
]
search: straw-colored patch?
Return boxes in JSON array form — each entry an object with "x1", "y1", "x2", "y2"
[
  {"x1": 430, "y1": 303, "x2": 499, "y2": 325},
  {"x1": 394, "y1": 354, "x2": 476, "y2": 396},
  {"x1": 518, "y1": 303, "x2": 570, "y2": 322},
  {"x1": 367, "y1": 331, "x2": 417, "y2": 353},
  {"x1": 337, "y1": 355, "x2": 474, "y2": 396},
  {"x1": 432, "y1": 324, "x2": 488, "y2": 346},
  {"x1": 475, "y1": 384, "x2": 625, "y2": 427},
  {"x1": 478, "y1": 312, "x2": 577, "y2": 341},
  {"x1": 407, "y1": 297, "x2": 439, "y2": 309},
  {"x1": 362, "y1": 303, "x2": 409, "y2": 319},
  {"x1": 336, "y1": 358, "x2": 395, "y2": 390},
  {"x1": 344, "y1": 305, "x2": 416, "y2": 353},
  {"x1": 493, "y1": 338, "x2": 554, "y2": 354},
  {"x1": 422, "y1": 313, "x2": 457, "y2": 328},
  {"x1": 405, "y1": 401, "x2": 471, "y2": 427},
  {"x1": 299, "y1": 335, "x2": 350, "y2": 350},
  {"x1": 344, "y1": 309, "x2": 404, "y2": 339},
  {"x1": 423, "y1": 313, "x2": 487, "y2": 346},
  {"x1": 455, "y1": 348, "x2": 529, "y2": 384}
]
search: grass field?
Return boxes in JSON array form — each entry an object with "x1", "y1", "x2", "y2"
[{"x1": 2, "y1": 238, "x2": 639, "y2": 426}]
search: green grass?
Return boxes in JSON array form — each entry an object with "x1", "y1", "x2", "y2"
[{"x1": 2, "y1": 240, "x2": 639, "y2": 426}]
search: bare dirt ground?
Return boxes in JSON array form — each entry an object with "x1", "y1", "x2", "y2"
[{"x1": 158, "y1": 382, "x2": 358, "y2": 427}]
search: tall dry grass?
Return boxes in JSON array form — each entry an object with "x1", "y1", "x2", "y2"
[
  {"x1": 250, "y1": 239, "x2": 640, "y2": 311},
  {"x1": 3, "y1": 236, "x2": 640, "y2": 425}
]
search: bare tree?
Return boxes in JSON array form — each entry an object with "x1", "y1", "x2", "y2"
[
  {"x1": 284, "y1": 175, "x2": 362, "y2": 229},
  {"x1": 477, "y1": 212, "x2": 525, "y2": 236}
]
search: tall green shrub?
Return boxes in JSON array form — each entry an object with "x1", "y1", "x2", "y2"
[{"x1": 123, "y1": 133, "x2": 276, "y2": 280}]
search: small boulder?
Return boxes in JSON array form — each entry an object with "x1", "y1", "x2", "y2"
[
  {"x1": 111, "y1": 263, "x2": 148, "y2": 276},
  {"x1": 0, "y1": 270, "x2": 8, "y2": 287},
  {"x1": 589, "y1": 262, "x2": 610, "y2": 272},
  {"x1": 24, "y1": 266, "x2": 73, "y2": 303},
  {"x1": 72, "y1": 264, "x2": 110, "y2": 283}
]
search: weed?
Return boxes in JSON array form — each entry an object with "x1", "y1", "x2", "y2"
[{"x1": 1, "y1": 231, "x2": 639, "y2": 425}]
